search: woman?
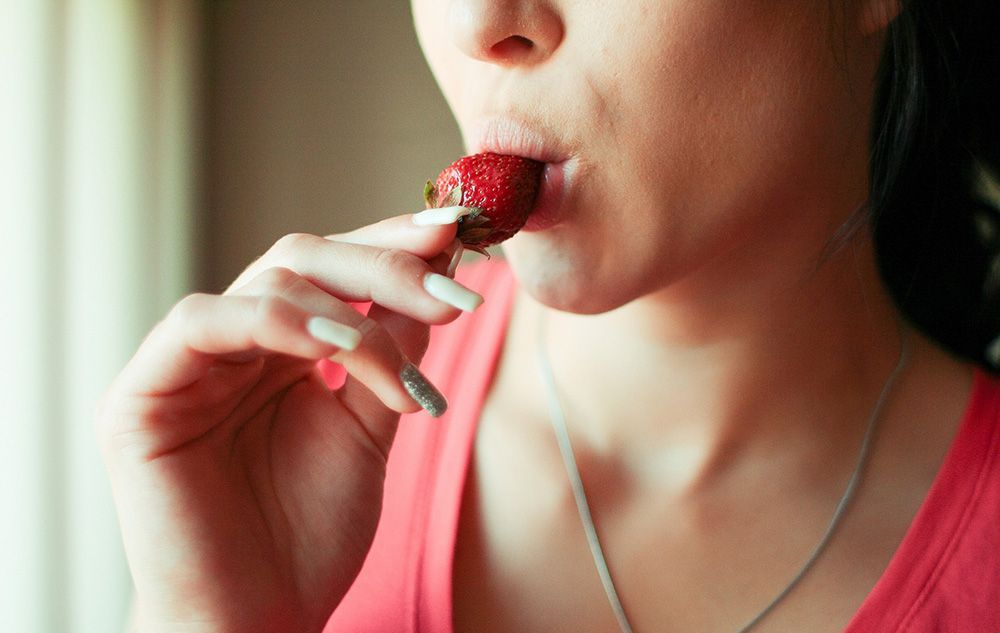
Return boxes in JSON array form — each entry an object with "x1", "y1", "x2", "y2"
[{"x1": 99, "y1": 0, "x2": 1000, "y2": 631}]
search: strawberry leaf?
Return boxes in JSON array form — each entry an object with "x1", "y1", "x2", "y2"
[
  {"x1": 423, "y1": 181, "x2": 437, "y2": 209},
  {"x1": 459, "y1": 228, "x2": 493, "y2": 241}
]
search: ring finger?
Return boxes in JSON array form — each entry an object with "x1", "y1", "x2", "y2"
[{"x1": 234, "y1": 267, "x2": 434, "y2": 416}]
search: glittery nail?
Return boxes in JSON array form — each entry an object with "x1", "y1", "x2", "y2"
[{"x1": 400, "y1": 362, "x2": 448, "y2": 418}]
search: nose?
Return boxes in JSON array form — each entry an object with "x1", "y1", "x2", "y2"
[{"x1": 447, "y1": 0, "x2": 563, "y2": 66}]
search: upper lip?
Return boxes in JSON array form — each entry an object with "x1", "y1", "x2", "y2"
[{"x1": 468, "y1": 116, "x2": 572, "y2": 164}]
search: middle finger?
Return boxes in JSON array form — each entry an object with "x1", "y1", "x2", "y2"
[{"x1": 228, "y1": 234, "x2": 483, "y2": 324}]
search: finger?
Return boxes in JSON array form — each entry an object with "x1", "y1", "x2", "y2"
[
  {"x1": 228, "y1": 267, "x2": 443, "y2": 416},
  {"x1": 429, "y1": 239, "x2": 464, "y2": 279},
  {"x1": 225, "y1": 235, "x2": 483, "y2": 324},
  {"x1": 232, "y1": 265, "x2": 359, "y2": 312},
  {"x1": 114, "y1": 292, "x2": 363, "y2": 397},
  {"x1": 119, "y1": 271, "x2": 443, "y2": 419},
  {"x1": 339, "y1": 303, "x2": 443, "y2": 455},
  {"x1": 326, "y1": 208, "x2": 471, "y2": 257}
]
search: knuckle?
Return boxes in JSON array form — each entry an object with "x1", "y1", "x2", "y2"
[
  {"x1": 253, "y1": 297, "x2": 309, "y2": 349},
  {"x1": 271, "y1": 232, "x2": 314, "y2": 257},
  {"x1": 169, "y1": 292, "x2": 211, "y2": 325},
  {"x1": 372, "y1": 247, "x2": 417, "y2": 277},
  {"x1": 254, "y1": 294, "x2": 293, "y2": 329},
  {"x1": 256, "y1": 266, "x2": 300, "y2": 293}
]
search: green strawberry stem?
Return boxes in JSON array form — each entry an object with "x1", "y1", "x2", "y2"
[{"x1": 423, "y1": 181, "x2": 437, "y2": 209}]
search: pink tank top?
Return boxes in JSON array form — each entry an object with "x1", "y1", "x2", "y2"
[{"x1": 322, "y1": 260, "x2": 1000, "y2": 633}]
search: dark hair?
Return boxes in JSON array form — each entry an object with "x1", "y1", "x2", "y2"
[{"x1": 870, "y1": 0, "x2": 1000, "y2": 368}]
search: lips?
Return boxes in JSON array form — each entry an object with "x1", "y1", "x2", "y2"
[
  {"x1": 522, "y1": 160, "x2": 567, "y2": 231},
  {"x1": 469, "y1": 117, "x2": 571, "y2": 164},
  {"x1": 468, "y1": 117, "x2": 573, "y2": 232}
]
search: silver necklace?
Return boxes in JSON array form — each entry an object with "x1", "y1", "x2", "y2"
[{"x1": 535, "y1": 313, "x2": 909, "y2": 633}]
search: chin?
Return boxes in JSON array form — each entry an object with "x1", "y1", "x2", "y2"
[{"x1": 502, "y1": 236, "x2": 640, "y2": 315}]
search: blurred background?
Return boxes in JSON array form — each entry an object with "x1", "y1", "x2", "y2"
[{"x1": 0, "y1": 2, "x2": 462, "y2": 631}]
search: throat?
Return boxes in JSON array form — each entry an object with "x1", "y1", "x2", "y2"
[{"x1": 498, "y1": 269, "x2": 908, "y2": 495}]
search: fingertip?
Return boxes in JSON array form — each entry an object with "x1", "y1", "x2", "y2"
[
  {"x1": 327, "y1": 214, "x2": 459, "y2": 259},
  {"x1": 408, "y1": 217, "x2": 460, "y2": 257},
  {"x1": 423, "y1": 273, "x2": 485, "y2": 313},
  {"x1": 306, "y1": 316, "x2": 363, "y2": 351},
  {"x1": 411, "y1": 205, "x2": 474, "y2": 226},
  {"x1": 400, "y1": 363, "x2": 448, "y2": 418}
]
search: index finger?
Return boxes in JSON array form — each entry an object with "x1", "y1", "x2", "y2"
[{"x1": 326, "y1": 207, "x2": 472, "y2": 257}]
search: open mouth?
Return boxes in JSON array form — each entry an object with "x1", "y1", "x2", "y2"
[{"x1": 469, "y1": 117, "x2": 574, "y2": 232}]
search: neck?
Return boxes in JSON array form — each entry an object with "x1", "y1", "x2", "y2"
[{"x1": 521, "y1": 226, "x2": 906, "y2": 491}]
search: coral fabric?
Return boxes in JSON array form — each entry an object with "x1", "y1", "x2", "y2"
[{"x1": 322, "y1": 259, "x2": 1000, "y2": 633}]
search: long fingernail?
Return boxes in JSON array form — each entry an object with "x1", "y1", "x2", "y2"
[
  {"x1": 412, "y1": 206, "x2": 474, "y2": 226},
  {"x1": 400, "y1": 363, "x2": 448, "y2": 417},
  {"x1": 423, "y1": 273, "x2": 483, "y2": 312},
  {"x1": 306, "y1": 316, "x2": 363, "y2": 351},
  {"x1": 446, "y1": 241, "x2": 464, "y2": 278}
]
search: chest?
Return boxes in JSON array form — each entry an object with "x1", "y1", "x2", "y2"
[{"x1": 450, "y1": 407, "x2": 916, "y2": 633}]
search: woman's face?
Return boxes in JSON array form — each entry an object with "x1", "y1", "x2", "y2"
[{"x1": 412, "y1": 0, "x2": 887, "y2": 313}]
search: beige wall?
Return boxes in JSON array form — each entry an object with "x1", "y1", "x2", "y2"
[{"x1": 201, "y1": 0, "x2": 463, "y2": 291}]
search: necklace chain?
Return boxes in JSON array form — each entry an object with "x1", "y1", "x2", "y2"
[{"x1": 535, "y1": 313, "x2": 909, "y2": 633}]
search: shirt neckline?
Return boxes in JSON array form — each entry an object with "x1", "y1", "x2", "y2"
[
  {"x1": 431, "y1": 265, "x2": 996, "y2": 632},
  {"x1": 843, "y1": 367, "x2": 998, "y2": 631}
]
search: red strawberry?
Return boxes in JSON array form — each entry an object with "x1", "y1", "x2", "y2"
[{"x1": 424, "y1": 152, "x2": 544, "y2": 255}]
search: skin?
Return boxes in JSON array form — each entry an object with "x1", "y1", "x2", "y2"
[
  {"x1": 102, "y1": 1, "x2": 975, "y2": 632},
  {"x1": 102, "y1": 222, "x2": 470, "y2": 633},
  {"x1": 411, "y1": 0, "x2": 975, "y2": 632},
  {"x1": 418, "y1": 0, "x2": 878, "y2": 316}
]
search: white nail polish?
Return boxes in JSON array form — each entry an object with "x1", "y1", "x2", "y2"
[
  {"x1": 412, "y1": 206, "x2": 474, "y2": 226},
  {"x1": 306, "y1": 316, "x2": 363, "y2": 351},
  {"x1": 423, "y1": 273, "x2": 484, "y2": 312}
]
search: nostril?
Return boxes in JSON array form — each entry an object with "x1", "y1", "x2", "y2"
[{"x1": 490, "y1": 35, "x2": 534, "y2": 60}]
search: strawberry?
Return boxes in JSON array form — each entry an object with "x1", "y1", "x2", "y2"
[{"x1": 424, "y1": 152, "x2": 544, "y2": 255}]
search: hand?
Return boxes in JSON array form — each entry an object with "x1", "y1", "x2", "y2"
[{"x1": 97, "y1": 213, "x2": 475, "y2": 633}]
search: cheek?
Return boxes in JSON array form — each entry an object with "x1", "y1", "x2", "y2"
[
  {"x1": 411, "y1": 0, "x2": 461, "y2": 104},
  {"x1": 541, "y1": 5, "x2": 850, "y2": 302},
  {"x1": 601, "y1": 3, "x2": 847, "y2": 221}
]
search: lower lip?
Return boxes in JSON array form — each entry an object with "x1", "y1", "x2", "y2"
[{"x1": 522, "y1": 160, "x2": 568, "y2": 232}]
